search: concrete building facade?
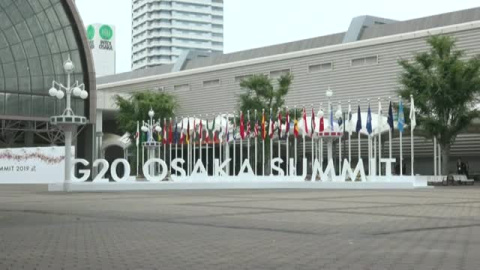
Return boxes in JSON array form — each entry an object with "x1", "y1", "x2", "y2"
[
  {"x1": 131, "y1": 0, "x2": 224, "y2": 70},
  {"x1": 99, "y1": 7, "x2": 480, "y2": 175}
]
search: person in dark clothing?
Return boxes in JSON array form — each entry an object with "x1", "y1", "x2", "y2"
[
  {"x1": 457, "y1": 158, "x2": 463, "y2": 174},
  {"x1": 402, "y1": 162, "x2": 406, "y2": 175},
  {"x1": 461, "y1": 161, "x2": 468, "y2": 177}
]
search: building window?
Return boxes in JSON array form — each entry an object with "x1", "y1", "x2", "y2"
[
  {"x1": 309, "y1": 62, "x2": 333, "y2": 73},
  {"x1": 351, "y1": 56, "x2": 379, "y2": 67},
  {"x1": 235, "y1": 74, "x2": 252, "y2": 83},
  {"x1": 269, "y1": 69, "x2": 291, "y2": 79},
  {"x1": 174, "y1": 84, "x2": 190, "y2": 91},
  {"x1": 203, "y1": 79, "x2": 220, "y2": 87}
]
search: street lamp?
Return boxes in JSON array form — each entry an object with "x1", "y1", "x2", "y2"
[
  {"x1": 141, "y1": 109, "x2": 161, "y2": 176},
  {"x1": 49, "y1": 56, "x2": 89, "y2": 192}
]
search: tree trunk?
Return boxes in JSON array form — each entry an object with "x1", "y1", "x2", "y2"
[{"x1": 441, "y1": 144, "x2": 450, "y2": 176}]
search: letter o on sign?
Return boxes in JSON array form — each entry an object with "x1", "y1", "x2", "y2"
[
  {"x1": 111, "y1": 159, "x2": 131, "y2": 182},
  {"x1": 143, "y1": 158, "x2": 168, "y2": 182}
]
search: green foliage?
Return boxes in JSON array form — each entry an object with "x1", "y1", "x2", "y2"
[
  {"x1": 398, "y1": 35, "x2": 480, "y2": 146},
  {"x1": 115, "y1": 91, "x2": 178, "y2": 136},
  {"x1": 238, "y1": 74, "x2": 293, "y2": 117}
]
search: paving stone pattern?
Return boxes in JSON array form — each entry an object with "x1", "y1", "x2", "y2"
[{"x1": 1, "y1": 185, "x2": 480, "y2": 269}]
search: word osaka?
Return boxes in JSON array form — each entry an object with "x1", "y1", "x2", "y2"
[{"x1": 69, "y1": 157, "x2": 399, "y2": 183}]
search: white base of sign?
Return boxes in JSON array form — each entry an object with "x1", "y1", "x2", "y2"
[{"x1": 48, "y1": 177, "x2": 429, "y2": 192}]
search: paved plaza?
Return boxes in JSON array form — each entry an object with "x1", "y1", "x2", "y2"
[{"x1": 1, "y1": 185, "x2": 480, "y2": 269}]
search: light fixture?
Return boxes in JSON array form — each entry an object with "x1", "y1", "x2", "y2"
[
  {"x1": 63, "y1": 59, "x2": 75, "y2": 73},
  {"x1": 73, "y1": 87, "x2": 82, "y2": 97},
  {"x1": 56, "y1": 90, "x2": 65, "y2": 100},
  {"x1": 49, "y1": 87, "x2": 57, "y2": 97},
  {"x1": 141, "y1": 126, "x2": 148, "y2": 132},
  {"x1": 80, "y1": 90, "x2": 88, "y2": 99},
  {"x1": 148, "y1": 109, "x2": 154, "y2": 118},
  {"x1": 155, "y1": 126, "x2": 161, "y2": 133}
]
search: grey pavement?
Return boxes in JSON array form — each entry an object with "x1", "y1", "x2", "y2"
[{"x1": 1, "y1": 185, "x2": 480, "y2": 270}]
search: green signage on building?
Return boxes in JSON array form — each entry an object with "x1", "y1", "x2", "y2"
[
  {"x1": 87, "y1": 25, "x2": 95, "y2": 40},
  {"x1": 99, "y1": 25, "x2": 114, "y2": 41}
]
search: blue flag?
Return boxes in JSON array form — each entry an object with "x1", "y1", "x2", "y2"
[
  {"x1": 398, "y1": 100, "x2": 405, "y2": 133},
  {"x1": 356, "y1": 105, "x2": 362, "y2": 133},
  {"x1": 387, "y1": 101, "x2": 394, "y2": 130},
  {"x1": 366, "y1": 104, "x2": 372, "y2": 135},
  {"x1": 173, "y1": 119, "x2": 179, "y2": 144}
]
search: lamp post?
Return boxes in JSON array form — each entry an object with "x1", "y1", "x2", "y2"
[
  {"x1": 49, "y1": 57, "x2": 89, "y2": 192},
  {"x1": 141, "y1": 109, "x2": 161, "y2": 177}
]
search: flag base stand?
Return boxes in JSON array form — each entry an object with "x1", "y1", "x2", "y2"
[{"x1": 48, "y1": 176, "x2": 429, "y2": 192}]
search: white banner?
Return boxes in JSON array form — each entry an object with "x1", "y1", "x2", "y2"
[{"x1": 0, "y1": 147, "x2": 74, "y2": 184}]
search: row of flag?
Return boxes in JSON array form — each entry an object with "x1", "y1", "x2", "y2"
[{"x1": 134, "y1": 97, "x2": 416, "y2": 146}]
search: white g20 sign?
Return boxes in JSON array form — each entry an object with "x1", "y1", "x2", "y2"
[{"x1": 72, "y1": 159, "x2": 131, "y2": 182}]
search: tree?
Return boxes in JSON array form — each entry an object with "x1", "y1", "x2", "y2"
[
  {"x1": 115, "y1": 91, "x2": 178, "y2": 175},
  {"x1": 115, "y1": 91, "x2": 178, "y2": 136},
  {"x1": 398, "y1": 35, "x2": 480, "y2": 174},
  {"x1": 238, "y1": 73, "x2": 295, "y2": 174}
]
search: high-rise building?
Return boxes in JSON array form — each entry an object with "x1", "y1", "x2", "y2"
[
  {"x1": 131, "y1": 0, "x2": 224, "y2": 70},
  {"x1": 87, "y1": 24, "x2": 116, "y2": 77}
]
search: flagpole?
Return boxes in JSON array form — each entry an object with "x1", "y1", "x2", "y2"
[
  {"x1": 285, "y1": 107, "x2": 289, "y2": 176},
  {"x1": 294, "y1": 106, "x2": 297, "y2": 175},
  {"x1": 311, "y1": 105, "x2": 314, "y2": 175},
  {"x1": 175, "y1": 117, "x2": 178, "y2": 176},
  {"x1": 187, "y1": 116, "x2": 191, "y2": 175},
  {"x1": 262, "y1": 109, "x2": 265, "y2": 176},
  {"x1": 399, "y1": 97, "x2": 403, "y2": 176},
  {"x1": 389, "y1": 97, "x2": 392, "y2": 162},
  {"x1": 247, "y1": 110, "x2": 251, "y2": 169},
  {"x1": 357, "y1": 100, "x2": 361, "y2": 165},
  {"x1": 434, "y1": 137, "x2": 437, "y2": 176},
  {"x1": 302, "y1": 107, "x2": 306, "y2": 175},
  {"x1": 348, "y1": 101, "x2": 351, "y2": 164},
  {"x1": 338, "y1": 101, "x2": 342, "y2": 175},
  {"x1": 378, "y1": 99, "x2": 382, "y2": 176},
  {"x1": 233, "y1": 112, "x2": 236, "y2": 176},
  {"x1": 254, "y1": 110, "x2": 258, "y2": 175},
  {"x1": 136, "y1": 121, "x2": 139, "y2": 177},
  {"x1": 270, "y1": 108, "x2": 273, "y2": 175},
  {"x1": 199, "y1": 115, "x2": 203, "y2": 170},
  {"x1": 410, "y1": 95, "x2": 415, "y2": 177},
  {"x1": 169, "y1": 117, "x2": 172, "y2": 176},
  {"x1": 240, "y1": 111, "x2": 243, "y2": 170}
]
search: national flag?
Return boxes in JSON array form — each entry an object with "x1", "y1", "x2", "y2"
[
  {"x1": 310, "y1": 107, "x2": 316, "y2": 137},
  {"x1": 135, "y1": 121, "x2": 140, "y2": 147},
  {"x1": 246, "y1": 117, "x2": 251, "y2": 137},
  {"x1": 168, "y1": 119, "x2": 173, "y2": 144},
  {"x1": 225, "y1": 115, "x2": 230, "y2": 143},
  {"x1": 356, "y1": 105, "x2": 362, "y2": 133},
  {"x1": 387, "y1": 101, "x2": 394, "y2": 130},
  {"x1": 398, "y1": 100, "x2": 405, "y2": 133},
  {"x1": 337, "y1": 105, "x2": 343, "y2": 127},
  {"x1": 278, "y1": 110, "x2": 282, "y2": 138},
  {"x1": 163, "y1": 119, "x2": 167, "y2": 145},
  {"x1": 285, "y1": 108, "x2": 290, "y2": 139},
  {"x1": 193, "y1": 118, "x2": 197, "y2": 142},
  {"x1": 240, "y1": 111, "x2": 245, "y2": 140},
  {"x1": 254, "y1": 113, "x2": 259, "y2": 137},
  {"x1": 347, "y1": 104, "x2": 353, "y2": 135},
  {"x1": 269, "y1": 110, "x2": 275, "y2": 139},
  {"x1": 319, "y1": 110, "x2": 324, "y2": 132},
  {"x1": 330, "y1": 105, "x2": 334, "y2": 132},
  {"x1": 366, "y1": 104, "x2": 372, "y2": 135},
  {"x1": 179, "y1": 119, "x2": 185, "y2": 144},
  {"x1": 199, "y1": 118, "x2": 203, "y2": 142},
  {"x1": 294, "y1": 119, "x2": 299, "y2": 137},
  {"x1": 186, "y1": 118, "x2": 190, "y2": 144},
  {"x1": 377, "y1": 101, "x2": 383, "y2": 135},
  {"x1": 232, "y1": 116, "x2": 237, "y2": 141},
  {"x1": 410, "y1": 96, "x2": 416, "y2": 130},
  {"x1": 173, "y1": 119, "x2": 179, "y2": 144},
  {"x1": 261, "y1": 110, "x2": 266, "y2": 140},
  {"x1": 141, "y1": 127, "x2": 147, "y2": 144},
  {"x1": 303, "y1": 107, "x2": 308, "y2": 135}
]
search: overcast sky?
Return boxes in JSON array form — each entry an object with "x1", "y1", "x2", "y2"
[{"x1": 75, "y1": 0, "x2": 480, "y2": 73}]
